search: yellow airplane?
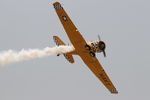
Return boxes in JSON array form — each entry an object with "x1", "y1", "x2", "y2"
[{"x1": 53, "y1": 2, "x2": 118, "y2": 94}]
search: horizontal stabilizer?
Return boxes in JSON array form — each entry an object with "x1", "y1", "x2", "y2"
[
  {"x1": 53, "y1": 36, "x2": 65, "y2": 46},
  {"x1": 53, "y1": 36, "x2": 74, "y2": 63}
]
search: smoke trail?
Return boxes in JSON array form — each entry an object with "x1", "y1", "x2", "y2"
[{"x1": 0, "y1": 46, "x2": 74, "y2": 66}]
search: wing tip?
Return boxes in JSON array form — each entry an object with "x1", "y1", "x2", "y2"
[
  {"x1": 53, "y1": 2, "x2": 63, "y2": 10},
  {"x1": 53, "y1": 1, "x2": 61, "y2": 5},
  {"x1": 109, "y1": 88, "x2": 118, "y2": 94},
  {"x1": 111, "y1": 91, "x2": 118, "y2": 94}
]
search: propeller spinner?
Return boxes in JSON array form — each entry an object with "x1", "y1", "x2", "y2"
[{"x1": 98, "y1": 34, "x2": 106, "y2": 57}]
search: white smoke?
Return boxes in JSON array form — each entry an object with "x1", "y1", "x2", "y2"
[{"x1": 0, "y1": 46, "x2": 74, "y2": 66}]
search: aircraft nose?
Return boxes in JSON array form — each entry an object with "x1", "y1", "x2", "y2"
[{"x1": 99, "y1": 41, "x2": 105, "y2": 50}]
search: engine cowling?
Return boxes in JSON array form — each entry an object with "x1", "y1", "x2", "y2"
[{"x1": 98, "y1": 41, "x2": 106, "y2": 51}]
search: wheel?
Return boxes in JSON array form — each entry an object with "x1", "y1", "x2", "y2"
[
  {"x1": 85, "y1": 44, "x2": 91, "y2": 50},
  {"x1": 89, "y1": 52, "x2": 95, "y2": 57}
]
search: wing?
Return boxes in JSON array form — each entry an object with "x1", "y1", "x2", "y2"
[
  {"x1": 79, "y1": 53, "x2": 118, "y2": 94},
  {"x1": 53, "y1": 2, "x2": 87, "y2": 51}
]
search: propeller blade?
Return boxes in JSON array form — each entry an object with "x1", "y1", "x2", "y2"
[
  {"x1": 103, "y1": 50, "x2": 106, "y2": 57},
  {"x1": 98, "y1": 35, "x2": 101, "y2": 41},
  {"x1": 98, "y1": 33, "x2": 106, "y2": 57}
]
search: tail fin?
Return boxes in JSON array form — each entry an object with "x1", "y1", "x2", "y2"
[{"x1": 53, "y1": 36, "x2": 74, "y2": 63}]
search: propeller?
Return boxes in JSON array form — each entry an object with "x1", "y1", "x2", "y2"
[
  {"x1": 97, "y1": 34, "x2": 106, "y2": 57},
  {"x1": 103, "y1": 50, "x2": 106, "y2": 57},
  {"x1": 98, "y1": 34, "x2": 101, "y2": 41}
]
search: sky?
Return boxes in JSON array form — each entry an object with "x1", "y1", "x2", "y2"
[{"x1": 0, "y1": 0, "x2": 150, "y2": 100}]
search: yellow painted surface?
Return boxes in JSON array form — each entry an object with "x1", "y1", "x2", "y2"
[{"x1": 53, "y1": 2, "x2": 118, "y2": 94}]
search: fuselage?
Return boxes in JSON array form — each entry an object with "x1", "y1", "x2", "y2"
[{"x1": 68, "y1": 40, "x2": 106, "y2": 55}]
